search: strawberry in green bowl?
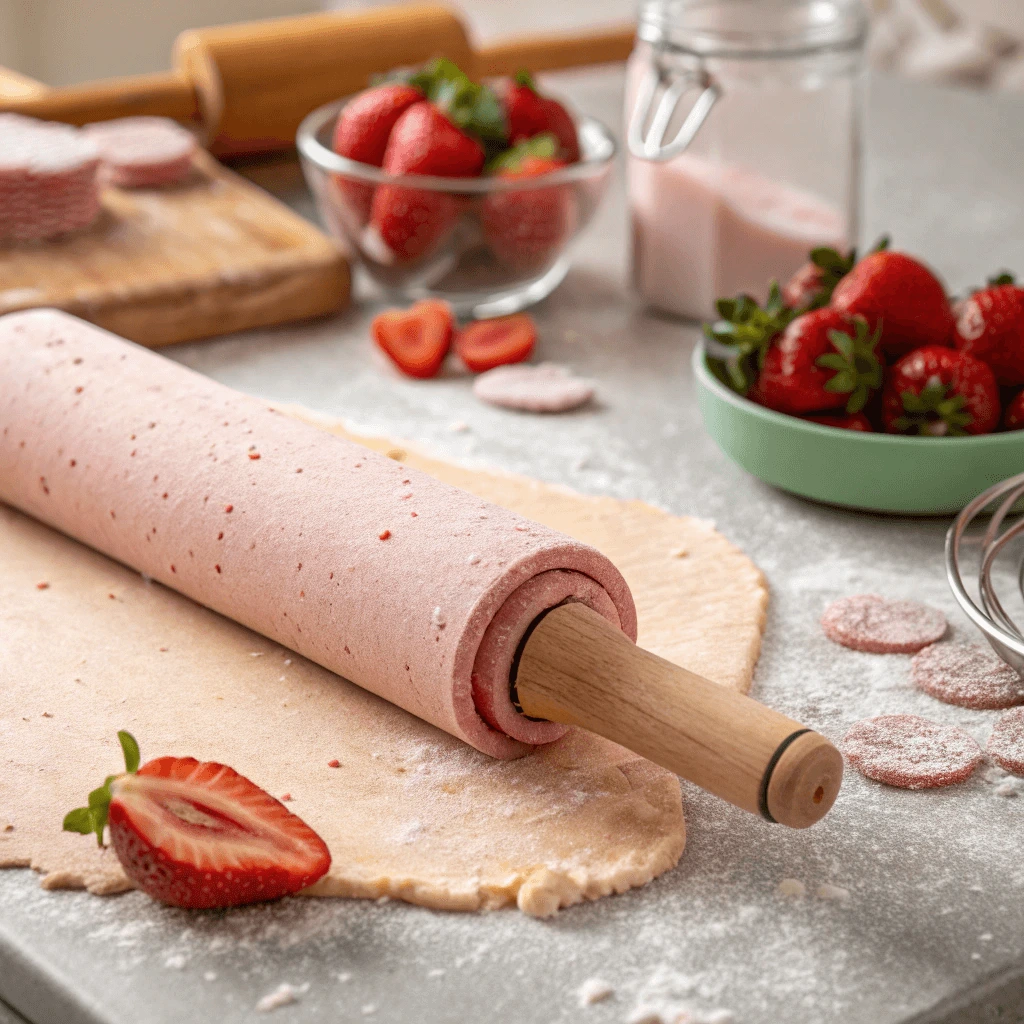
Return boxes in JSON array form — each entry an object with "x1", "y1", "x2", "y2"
[
  {"x1": 695, "y1": 247, "x2": 1024, "y2": 514},
  {"x1": 298, "y1": 59, "x2": 614, "y2": 319}
]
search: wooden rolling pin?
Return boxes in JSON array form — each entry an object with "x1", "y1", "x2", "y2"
[
  {"x1": 0, "y1": 4, "x2": 635, "y2": 156},
  {"x1": 515, "y1": 604, "x2": 842, "y2": 828}
]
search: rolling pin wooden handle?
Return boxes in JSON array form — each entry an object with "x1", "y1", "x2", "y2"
[{"x1": 512, "y1": 602, "x2": 843, "y2": 829}]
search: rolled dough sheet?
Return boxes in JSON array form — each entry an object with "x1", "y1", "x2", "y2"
[{"x1": 0, "y1": 419, "x2": 767, "y2": 915}]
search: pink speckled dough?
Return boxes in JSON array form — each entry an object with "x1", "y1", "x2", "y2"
[
  {"x1": 0, "y1": 310, "x2": 635, "y2": 759},
  {"x1": 83, "y1": 117, "x2": 196, "y2": 188}
]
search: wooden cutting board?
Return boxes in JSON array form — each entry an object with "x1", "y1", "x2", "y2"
[{"x1": 0, "y1": 150, "x2": 350, "y2": 347}]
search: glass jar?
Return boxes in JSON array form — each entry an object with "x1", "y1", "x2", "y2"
[{"x1": 626, "y1": 0, "x2": 868, "y2": 321}]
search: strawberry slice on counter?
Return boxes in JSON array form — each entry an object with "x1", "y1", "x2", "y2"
[
  {"x1": 749, "y1": 309, "x2": 883, "y2": 416},
  {"x1": 882, "y1": 345, "x2": 1000, "y2": 436},
  {"x1": 480, "y1": 134, "x2": 574, "y2": 272},
  {"x1": 804, "y1": 411, "x2": 874, "y2": 431},
  {"x1": 332, "y1": 83, "x2": 424, "y2": 223},
  {"x1": 953, "y1": 275, "x2": 1024, "y2": 386},
  {"x1": 831, "y1": 250, "x2": 954, "y2": 356},
  {"x1": 64, "y1": 732, "x2": 331, "y2": 909},
  {"x1": 500, "y1": 71, "x2": 580, "y2": 163},
  {"x1": 455, "y1": 313, "x2": 537, "y2": 372},
  {"x1": 782, "y1": 236, "x2": 889, "y2": 311},
  {"x1": 372, "y1": 298, "x2": 454, "y2": 378}
]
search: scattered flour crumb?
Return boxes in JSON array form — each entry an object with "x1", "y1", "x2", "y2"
[
  {"x1": 979, "y1": 932, "x2": 993, "y2": 941},
  {"x1": 573, "y1": 455, "x2": 591, "y2": 472},
  {"x1": 971, "y1": 952, "x2": 982, "y2": 961},
  {"x1": 776, "y1": 878, "x2": 806, "y2": 898},
  {"x1": 164, "y1": 954, "x2": 186, "y2": 969},
  {"x1": 338, "y1": 972, "x2": 352, "y2": 983},
  {"x1": 428, "y1": 968, "x2": 446, "y2": 978},
  {"x1": 256, "y1": 983, "x2": 309, "y2": 1012},
  {"x1": 670, "y1": 547, "x2": 689, "y2": 559},
  {"x1": 376, "y1": 895, "x2": 390, "y2": 904},
  {"x1": 994, "y1": 780, "x2": 1020, "y2": 798},
  {"x1": 467, "y1": 553, "x2": 481, "y2": 565},
  {"x1": 431, "y1": 607, "x2": 446, "y2": 629},
  {"x1": 448, "y1": 420, "x2": 470, "y2": 433},
  {"x1": 204, "y1": 971, "x2": 217, "y2": 981},
  {"x1": 250, "y1": 652, "x2": 263, "y2": 657},
  {"x1": 284, "y1": 658, "x2": 292, "y2": 665},
  {"x1": 816, "y1": 883, "x2": 851, "y2": 902},
  {"x1": 578, "y1": 977, "x2": 614, "y2": 1006},
  {"x1": 361, "y1": 1004, "x2": 377, "y2": 1015}
]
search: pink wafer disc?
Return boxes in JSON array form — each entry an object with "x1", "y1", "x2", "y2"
[
  {"x1": 842, "y1": 714, "x2": 983, "y2": 789},
  {"x1": 987, "y1": 707, "x2": 1024, "y2": 776},
  {"x1": 84, "y1": 117, "x2": 196, "y2": 188},
  {"x1": 821, "y1": 594, "x2": 947, "y2": 654},
  {"x1": 911, "y1": 642, "x2": 1024, "y2": 710}
]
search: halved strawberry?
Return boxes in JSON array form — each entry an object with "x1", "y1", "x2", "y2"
[
  {"x1": 64, "y1": 732, "x2": 330, "y2": 909},
  {"x1": 372, "y1": 299, "x2": 454, "y2": 378},
  {"x1": 455, "y1": 313, "x2": 536, "y2": 372}
]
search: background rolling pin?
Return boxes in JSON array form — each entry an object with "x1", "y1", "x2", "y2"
[{"x1": 0, "y1": 310, "x2": 841, "y2": 828}]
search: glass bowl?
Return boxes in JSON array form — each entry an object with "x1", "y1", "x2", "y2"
[{"x1": 297, "y1": 96, "x2": 616, "y2": 318}]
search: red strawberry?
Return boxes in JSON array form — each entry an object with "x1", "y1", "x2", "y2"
[
  {"x1": 882, "y1": 345, "x2": 1000, "y2": 435},
  {"x1": 748, "y1": 309, "x2": 883, "y2": 416},
  {"x1": 783, "y1": 237, "x2": 889, "y2": 311},
  {"x1": 831, "y1": 251, "x2": 954, "y2": 356},
  {"x1": 480, "y1": 134, "x2": 574, "y2": 272},
  {"x1": 372, "y1": 299, "x2": 454, "y2": 378},
  {"x1": 501, "y1": 72, "x2": 580, "y2": 162},
  {"x1": 1005, "y1": 389, "x2": 1024, "y2": 430},
  {"x1": 332, "y1": 84, "x2": 423, "y2": 222},
  {"x1": 455, "y1": 313, "x2": 536, "y2": 372},
  {"x1": 369, "y1": 102, "x2": 484, "y2": 261},
  {"x1": 63, "y1": 732, "x2": 330, "y2": 909},
  {"x1": 953, "y1": 280, "x2": 1024, "y2": 386},
  {"x1": 804, "y1": 411, "x2": 873, "y2": 431}
]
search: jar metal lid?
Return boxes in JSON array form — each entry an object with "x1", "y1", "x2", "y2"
[{"x1": 637, "y1": 0, "x2": 868, "y2": 59}]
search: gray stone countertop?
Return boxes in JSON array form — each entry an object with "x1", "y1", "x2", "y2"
[{"x1": 2, "y1": 68, "x2": 1024, "y2": 1024}]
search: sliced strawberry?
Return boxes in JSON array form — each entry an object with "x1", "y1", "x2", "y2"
[
  {"x1": 1005, "y1": 389, "x2": 1024, "y2": 430},
  {"x1": 481, "y1": 134, "x2": 574, "y2": 272},
  {"x1": 370, "y1": 102, "x2": 484, "y2": 261},
  {"x1": 953, "y1": 280, "x2": 1024, "y2": 386},
  {"x1": 882, "y1": 345, "x2": 1000, "y2": 436},
  {"x1": 331, "y1": 84, "x2": 423, "y2": 223},
  {"x1": 501, "y1": 72, "x2": 580, "y2": 162},
  {"x1": 455, "y1": 313, "x2": 536, "y2": 372},
  {"x1": 831, "y1": 251, "x2": 954, "y2": 356},
  {"x1": 372, "y1": 299, "x2": 454, "y2": 378},
  {"x1": 748, "y1": 309, "x2": 883, "y2": 416},
  {"x1": 804, "y1": 411, "x2": 873, "y2": 431},
  {"x1": 63, "y1": 732, "x2": 331, "y2": 909}
]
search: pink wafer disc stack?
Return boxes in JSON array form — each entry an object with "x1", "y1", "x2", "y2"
[
  {"x1": 84, "y1": 117, "x2": 197, "y2": 188},
  {"x1": 0, "y1": 114, "x2": 102, "y2": 243}
]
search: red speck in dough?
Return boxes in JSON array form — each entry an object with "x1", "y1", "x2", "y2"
[
  {"x1": 379, "y1": 530, "x2": 391, "y2": 541},
  {"x1": 69, "y1": 459, "x2": 76, "y2": 467},
  {"x1": 225, "y1": 504, "x2": 234, "y2": 513},
  {"x1": 281, "y1": 793, "x2": 293, "y2": 802},
  {"x1": 987, "y1": 707, "x2": 1024, "y2": 775},
  {"x1": 911, "y1": 643, "x2": 1024, "y2": 710},
  {"x1": 170, "y1": 565, "x2": 176, "y2": 573},
  {"x1": 327, "y1": 760, "x2": 340, "y2": 768},
  {"x1": 821, "y1": 594, "x2": 947, "y2": 654},
  {"x1": 36, "y1": 581, "x2": 49, "y2": 590},
  {"x1": 249, "y1": 453, "x2": 261, "y2": 460},
  {"x1": 842, "y1": 714, "x2": 982, "y2": 789},
  {"x1": 215, "y1": 564, "x2": 222, "y2": 574}
]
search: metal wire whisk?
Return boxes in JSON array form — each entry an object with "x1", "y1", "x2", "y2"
[{"x1": 946, "y1": 471, "x2": 1024, "y2": 674}]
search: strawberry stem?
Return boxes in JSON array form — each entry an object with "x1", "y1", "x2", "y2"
[
  {"x1": 893, "y1": 381, "x2": 973, "y2": 436},
  {"x1": 63, "y1": 730, "x2": 140, "y2": 846},
  {"x1": 814, "y1": 316, "x2": 884, "y2": 413}
]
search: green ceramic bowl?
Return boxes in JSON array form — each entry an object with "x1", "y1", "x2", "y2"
[{"x1": 693, "y1": 344, "x2": 1024, "y2": 515}]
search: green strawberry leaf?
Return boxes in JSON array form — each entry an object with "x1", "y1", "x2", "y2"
[
  {"x1": 895, "y1": 382, "x2": 973, "y2": 436},
  {"x1": 514, "y1": 69, "x2": 536, "y2": 91},
  {"x1": 487, "y1": 132, "x2": 558, "y2": 173},
  {"x1": 814, "y1": 316, "x2": 884, "y2": 413},
  {"x1": 988, "y1": 271, "x2": 1015, "y2": 287},
  {"x1": 63, "y1": 731, "x2": 141, "y2": 847},
  {"x1": 703, "y1": 282, "x2": 796, "y2": 394}
]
